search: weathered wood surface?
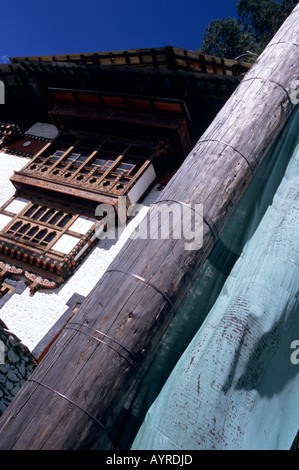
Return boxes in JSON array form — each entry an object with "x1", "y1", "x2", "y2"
[{"x1": 0, "y1": 6, "x2": 298, "y2": 450}]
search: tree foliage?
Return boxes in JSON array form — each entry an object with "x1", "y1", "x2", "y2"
[
  {"x1": 200, "y1": 0, "x2": 298, "y2": 60},
  {"x1": 200, "y1": 17, "x2": 256, "y2": 60}
]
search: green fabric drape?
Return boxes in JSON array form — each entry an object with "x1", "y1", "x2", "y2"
[{"x1": 131, "y1": 106, "x2": 299, "y2": 450}]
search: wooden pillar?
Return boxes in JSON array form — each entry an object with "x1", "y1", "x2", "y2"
[{"x1": 0, "y1": 5, "x2": 298, "y2": 450}]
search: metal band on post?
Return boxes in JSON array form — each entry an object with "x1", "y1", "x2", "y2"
[
  {"x1": 152, "y1": 199, "x2": 219, "y2": 246},
  {"x1": 28, "y1": 378, "x2": 110, "y2": 436},
  {"x1": 106, "y1": 269, "x2": 177, "y2": 317},
  {"x1": 241, "y1": 77, "x2": 293, "y2": 105},
  {"x1": 65, "y1": 322, "x2": 143, "y2": 373},
  {"x1": 267, "y1": 41, "x2": 299, "y2": 49}
]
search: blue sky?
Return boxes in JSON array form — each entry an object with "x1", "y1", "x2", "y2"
[{"x1": 0, "y1": 0, "x2": 239, "y2": 61}]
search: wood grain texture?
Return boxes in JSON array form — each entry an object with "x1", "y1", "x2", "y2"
[{"x1": 0, "y1": 5, "x2": 298, "y2": 450}]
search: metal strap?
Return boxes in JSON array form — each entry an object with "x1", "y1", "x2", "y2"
[
  {"x1": 65, "y1": 322, "x2": 143, "y2": 373},
  {"x1": 28, "y1": 378, "x2": 110, "y2": 436},
  {"x1": 195, "y1": 138, "x2": 257, "y2": 174},
  {"x1": 152, "y1": 199, "x2": 219, "y2": 245},
  {"x1": 106, "y1": 269, "x2": 177, "y2": 316}
]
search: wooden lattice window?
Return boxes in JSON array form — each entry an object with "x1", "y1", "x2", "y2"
[
  {"x1": 6, "y1": 222, "x2": 57, "y2": 248},
  {"x1": 2, "y1": 131, "x2": 160, "y2": 286},
  {"x1": 21, "y1": 135, "x2": 157, "y2": 199},
  {"x1": 0, "y1": 198, "x2": 97, "y2": 256}
]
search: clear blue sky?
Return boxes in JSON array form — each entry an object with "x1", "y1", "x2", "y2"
[{"x1": 0, "y1": 0, "x2": 239, "y2": 61}]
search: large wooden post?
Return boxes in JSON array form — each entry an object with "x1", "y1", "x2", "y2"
[{"x1": 0, "y1": 5, "x2": 298, "y2": 450}]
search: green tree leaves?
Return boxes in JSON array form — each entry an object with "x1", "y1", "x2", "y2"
[
  {"x1": 200, "y1": 0, "x2": 298, "y2": 60},
  {"x1": 200, "y1": 17, "x2": 256, "y2": 60}
]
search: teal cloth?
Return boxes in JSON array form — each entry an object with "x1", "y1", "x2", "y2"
[{"x1": 131, "y1": 106, "x2": 299, "y2": 450}]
